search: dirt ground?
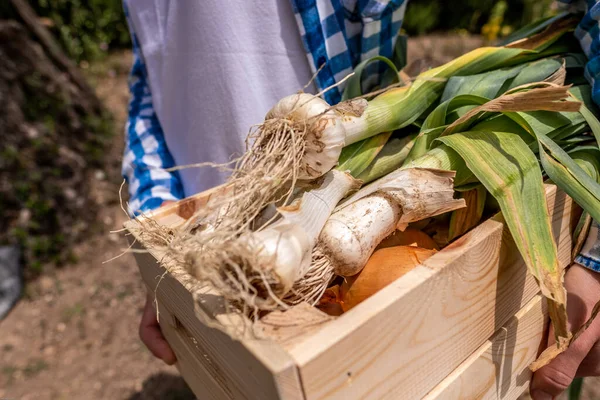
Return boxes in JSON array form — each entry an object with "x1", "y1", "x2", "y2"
[
  {"x1": 1, "y1": 36, "x2": 600, "y2": 400},
  {"x1": 0, "y1": 50, "x2": 195, "y2": 400}
]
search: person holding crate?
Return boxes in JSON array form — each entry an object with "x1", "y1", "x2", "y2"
[{"x1": 121, "y1": 1, "x2": 600, "y2": 398}]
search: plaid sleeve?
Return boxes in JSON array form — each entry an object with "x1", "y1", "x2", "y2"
[
  {"x1": 122, "y1": 3, "x2": 184, "y2": 215},
  {"x1": 291, "y1": 0, "x2": 407, "y2": 105},
  {"x1": 575, "y1": 221, "x2": 600, "y2": 271},
  {"x1": 558, "y1": 0, "x2": 600, "y2": 105}
]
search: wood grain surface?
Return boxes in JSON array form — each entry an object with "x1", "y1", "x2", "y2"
[
  {"x1": 424, "y1": 295, "x2": 548, "y2": 399},
  {"x1": 126, "y1": 184, "x2": 577, "y2": 400},
  {"x1": 286, "y1": 185, "x2": 575, "y2": 400}
]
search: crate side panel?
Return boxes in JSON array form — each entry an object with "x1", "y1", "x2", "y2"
[
  {"x1": 289, "y1": 186, "x2": 574, "y2": 400},
  {"x1": 131, "y1": 246, "x2": 305, "y2": 400},
  {"x1": 155, "y1": 300, "x2": 241, "y2": 400},
  {"x1": 424, "y1": 294, "x2": 548, "y2": 400}
]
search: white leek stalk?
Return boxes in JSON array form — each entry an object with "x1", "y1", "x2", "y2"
[
  {"x1": 267, "y1": 93, "x2": 400, "y2": 180},
  {"x1": 318, "y1": 168, "x2": 465, "y2": 276},
  {"x1": 243, "y1": 170, "x2": 359, "y2": 292},
  {"x1": 266, "y1": 94, "x2": 357, "y2": 179}
]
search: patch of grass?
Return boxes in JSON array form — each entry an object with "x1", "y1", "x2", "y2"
[
  {"x1": 66, "y1": 251, "x2": 79, "y2": 264},
  {"x1": 2, "y1": 365, "x2": 17, "y2": 376},
  {"x1": 23, "y1": 359, "x2": 49, "y2": 378},
  {"x1": 22, "y1": 284, "x2": 40, "y2": 301},
  {"x1": 29, "y1": 260, "x2": 44, "y2": 274},
  {"x1": 2, "y1": 364, "x2": 18, "y2": 385},
  {"x1": 62, "y1": 303, "x2": 86, "y2": 322},
  {"x1": 77, "y1": 319, "x2": 86, "y2": 340},
  {"x1": 0, "y1": 145, "x2": 19, "y2": 165},
  {"x1": 116, "y1": 283, "x2": 134, "y2": 300},
  {"x1": 53, "y1": 279, "x2": 64, "y2": 296}
]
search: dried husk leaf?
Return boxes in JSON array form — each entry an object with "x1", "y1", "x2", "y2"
[{"x1": 448, "y1": 185, "x2": 487, "y2": 241}]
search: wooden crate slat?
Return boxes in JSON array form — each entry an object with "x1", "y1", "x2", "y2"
[
  {"x1": 126, "y1": 183, "x2": 577, "y2": 400},
  {"x1": 286, "y1": 185, "x2": 574, "y2": 400},
  {"x1": 129, "y1": 241, "x2": 305, "y2": 400},
  {"x1": 155, "y1": 300, "x2": 242, "y2": 399},
  {"x1": 424, "y1": 294, "x2": 548, "y2": 400}
]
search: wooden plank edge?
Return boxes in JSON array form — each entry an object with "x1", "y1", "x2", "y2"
[
  {"x1": 287, "y1": 185, "x2": 568, "y2": 363},
  {"x1": 124, "y1": 182, "x2": 305, "y2": 398},
  {"x1": 424, "y1": 294, "x2": 548, "y2": 400},
  {"x1": 125, "y1": 181, "x2": 574, "y2": 400},
  {"x1": 285, "y1": 184, "x2": 573, "y2": 400},
  {"x1": 155, "y1": 299, "x2": 241, "y2": 400},
  {"x1": 127, "y1": 235, "x2": 305, "y2": 399},
  {"x1": 287, "y1": 215, "x2": 507, "y2": 363}
]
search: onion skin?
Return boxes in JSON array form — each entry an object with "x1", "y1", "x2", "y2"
[
  {"x1": 376, "y1": 228, "x2": 439, "y2": 250},
  {"x1": 339, "y1": 245, "x2": 436, "y2": 312},
  {"x1": 316, "y1": 285, "x2": 345, "y2": 316}
]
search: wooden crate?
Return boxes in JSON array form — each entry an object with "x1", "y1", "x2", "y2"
[{"x1": 125, "y1": 184, "x2": 578, "y2": 400}]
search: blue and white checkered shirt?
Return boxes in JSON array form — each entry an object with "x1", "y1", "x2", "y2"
[
  {"x1": 122, "y1": 0, "x2": 600, "y2": 271},
  {"x1": 560, "y1": 0, "x2": 600, "y2": 271},
  {"x1": 561, "y1": 0, "x2": 600, "y2": 104},
  {"x1": 122, "y1": 0, "x2": 407, "y2": 214},
  {"x1": 293, "y1": 0, "x2": 407, "y2": 105}
]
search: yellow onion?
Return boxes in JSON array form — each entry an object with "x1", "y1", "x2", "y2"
[
  {"x1": 376, "y1": 228, "x2": 439, "y2": 250},
  {"x1": 339, "y1": 245, "x2": 436, "y2": 312}
]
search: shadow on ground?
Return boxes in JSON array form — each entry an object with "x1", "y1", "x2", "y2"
[{"x1": 127, "y1": 373, "x2": 196, "y2": 400}]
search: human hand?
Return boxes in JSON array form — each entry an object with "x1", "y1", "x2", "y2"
[
  {"x1": 531, "y1": 264, "x2": 600, "y2": 399},
  {"x1": 138, "y1": 200, "x2": 177, "y2": 365},
  {"x1": 139, "y1": 291, "x2": 177, "y2": 365}
]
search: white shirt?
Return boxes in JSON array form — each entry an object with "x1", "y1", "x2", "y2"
[{"x1": 126, "y1": 0, "x2": 315, "y2": 196}]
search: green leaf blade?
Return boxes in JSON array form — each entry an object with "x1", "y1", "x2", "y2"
[{"x1": 437, "y1": 131, "x2": 565, "y2": 308}]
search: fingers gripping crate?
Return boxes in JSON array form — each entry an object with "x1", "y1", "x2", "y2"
[{"x1": 125, "y1": 184, "x2": 578, "y2": 400}]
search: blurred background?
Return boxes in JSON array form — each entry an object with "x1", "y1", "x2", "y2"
[{"x1": 0, "y1": 0, "x2": 594, "y2": 399}]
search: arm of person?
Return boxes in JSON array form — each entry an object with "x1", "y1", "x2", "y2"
[
  {"x1": 123, "y1": 2, "x2": 181, "y2": 365},
  {"x1": 531, "y1": 2, "x2": 600, "y2": 398},
  {"x1": 121, "y1": 4, "x2": 184, "y2": 216}
]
